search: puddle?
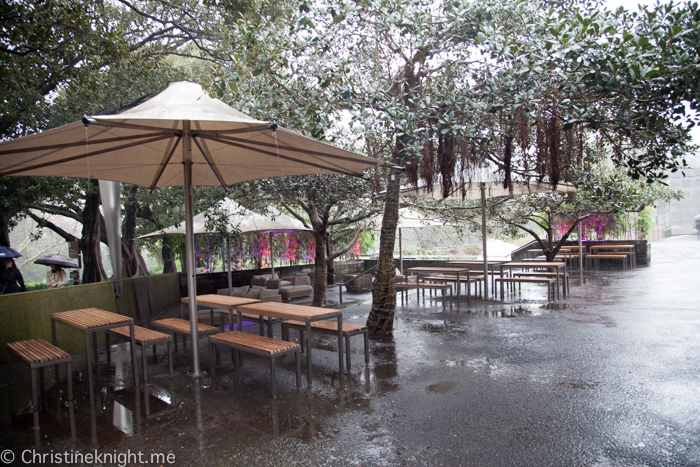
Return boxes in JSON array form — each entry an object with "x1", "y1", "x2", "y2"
[
  {"x1": 427, "y1": 381, "x2": 459, "y2": 394},
  {"x1": 560, "y1": 380, "x2": 601, "y2": 390}
]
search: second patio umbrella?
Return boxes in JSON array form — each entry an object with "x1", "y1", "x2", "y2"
[
  {"x1": 140, "y1": 198, "x2": 312, "y2": 293},
  {"x1": 0, "y1": 81, "x2": 378, "y2": 376}
]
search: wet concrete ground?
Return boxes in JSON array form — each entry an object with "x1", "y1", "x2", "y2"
[{"x1": 1, "y1": 236, "x2": 699, "y2": 466}]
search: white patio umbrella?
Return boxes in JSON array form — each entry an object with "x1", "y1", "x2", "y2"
[
  {"x1": 370, "y1": 208, "x2": 449, "y2": 272},
  {"x1": 139, "y1": 198, "x2": 311, "y2": 292},
  {"x1": 400, "y1": 180, "x2": 577, "y2": 298},
  {"x1": 0, "y1": 81, "x2": 378, "y2": 376}
]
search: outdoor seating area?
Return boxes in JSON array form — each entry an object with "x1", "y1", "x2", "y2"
[
  {"x1": 383, "y1": 241, "x2": 641, "y2": 307},
  {"x1": 0, "y1": 0, "x2": 697, "y2": 459}
]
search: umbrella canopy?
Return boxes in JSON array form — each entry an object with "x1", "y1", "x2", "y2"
[
  {"x1": 139, "y1": 199, "x2": 310, "y2": 238},
  {"x1": 369, "y1": 208, "x2": 453, "y2": 271},
  {"x1": 0, "y1": 81, "x2": 378, "y2": 377},
  {"x1": 140, "y1": 199, "x2": 312, "y2": 289},
  {"x1": 0, "y1": 82, "x2": 376, "y2": 187},
  {"x1": 399, "y1": 180, "x2": 576, "y2": 199},
  {"x1": 0, "y1": 246, "x2": 22, "y2": 259},
  {"x1": 34, "y1": 254, "x2": 79, "y2": 269},
  {"x1": 369, "y1": 208, "x2": 446, "y2": 230}
]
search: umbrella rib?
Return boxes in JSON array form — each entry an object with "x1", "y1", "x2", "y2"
[
  {"x1": 149, "y1": 135, "x2": 182, "y2": 190},
  {"x1": 85, "y1": 118, "x2": 183, "y2": 134},
  {"x1": 197, "y1": 134, "x2": 361, "y2": 177},
  {"x1": 214, "y1": 134, "x2": 370, "y2": 164},
  {"x1": 193, "y1": 124, "x2": 275, "y2": 136},
  {"x1": 0, "y1": 132, "x2": 175, "y2": 157},
  {"x1": 0, "y1": 134, "x2": 174, "y2": 177},
  {"x1": 192, "y1": 135, "x2": 227, "y2": 188}
]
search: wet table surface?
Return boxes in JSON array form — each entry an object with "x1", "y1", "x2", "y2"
[
  {"x1": 51, "y1": 308, "x2": 138, "y2": 396},
  {"x1": 181, "y1": 294, "x2": 262, "y2": 328}
]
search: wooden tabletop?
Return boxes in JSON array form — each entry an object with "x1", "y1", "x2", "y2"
[
  {"x1": 51, "y1": 308, "x2": 132, "y2": 330},
  {"x1": 182, "y1": 294, "x2": 262, "y2": 308},
  {"x1": 502, "y1": 261, "x2": 565, "y2": 268},
  {"x1": 406, "y1": 267, "x2": 470, "y2": 273},
  {"x1": 237, "y1": 302, "x2": 342, "y2": 320},
  {"x1": 152, "y1": 318, "x2": 218, "y2": 334},
  {"x1": 446, "y1": 261, "x2": 505, "y2": 265},
  {"x1": 589, "y1": 244, "x2": 634, "y2": 250}
]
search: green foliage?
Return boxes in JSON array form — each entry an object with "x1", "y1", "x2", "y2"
[{"x1": 634, "y1": 206, "x2": 656, "y2": 239}]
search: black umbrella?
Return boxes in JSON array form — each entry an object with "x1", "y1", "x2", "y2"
[
  {"x1": 34, "y1": 254, "x2": 79, "y2": 269},
  {"x1": 0, "y1": 246, "x2": 22, "y2": 259}
]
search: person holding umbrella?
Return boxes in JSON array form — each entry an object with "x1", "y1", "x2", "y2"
[
  {"x1": 35, "y1": 254, "x2": 78, "y2": 288},
  {"x1": 46, "y1": 263, "x2": 68, "y2": 288},
  {"x1": 0, "y1": 258, "x2": 26, "y2": 294}
]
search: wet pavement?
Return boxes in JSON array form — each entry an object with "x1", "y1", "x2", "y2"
[{"x1": 1, "y1": 236, "x2": 699, "y2": 466}]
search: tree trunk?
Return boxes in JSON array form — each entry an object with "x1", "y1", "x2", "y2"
[
  {"x1": 162, "y1": 236, "x2": 178, "y2": 274},
  {"x1": 367, "y1": 167, "x2": 402, "y2": 334},
  {"x1": 326, "y1": 235, "x2": 335, "y2": 285},
  {"x1": 0, "y1": 209, "x2": 17, "y2": 247},
  {"x1": 80, "y1": 180, "x2": 105, "y2": 283},
  {"x1": 312, "y1": 228, "x2": 328, "y2": 307},
  {"x1": 121, "y1": 185, "x2": 149, "y2": 277}
]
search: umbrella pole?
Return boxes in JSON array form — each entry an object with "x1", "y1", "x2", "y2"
[
  {"x1": 227, "y1": 236, "x2": 232, "y2": 295},
  {"x1": 269, "y1": 232, "x2": 274, "y2": 278},
  {"x1": 578, "y1": 216, "x2": 583, "y2": 271},
  {"x1": 399, "y1": 228, "x2": 403, "y2": 273},
  {"x1": 183, "y1": 120, "x2": 202, "y2": 377},
  {"x1": 481, "y1": 182, "x2": 489, "y2": 299}
]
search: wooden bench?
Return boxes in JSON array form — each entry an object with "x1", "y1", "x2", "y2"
[
  {"x1": 208, "y1": 332, "x2": 301, "y2": 397},
  {"x1": 585, "y1": 254, "x2": 628, "y2": 270},
  {"x1": 151, "y1": 318, "x2": 219, "y2": 353},
  {"x1": 395, "y1": 282, "x2": 453, "y2": 308},
  {"x1": 106, "y1": 326, "x2": 174, "y2": 381},
  {"x1": 424, "y1": 274, "x2": 485, "y2": 298},
  {"x1": 280, "y1": 320, "x2": 369, "y2": 371},
  {"x1": 513, "y1": 271, "x2": 570, "y2": 295},
  {"x1": 495, "y1": 277, "x2": 556, "y2": 301},
  {"x1": 7, "y1": 339, "x2": 73, "y2": 410}
]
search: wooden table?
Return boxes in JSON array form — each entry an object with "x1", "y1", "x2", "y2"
[
  {"x1": 51, "y1": 308, "x2": 138, "y2": 396},
  {"x1": 236, "y1": 302, "x2": 343, "y2": 386},
  {"x1": 499, "y1": 261, "x2": 567, "y2": 299},
  {"x1": 406, "y1": 267, "x2": 471, "y2": 303},
  {"x1": 588, "y1": 244, "x2": 636, "y2": 267},
  {"x1": 181, "y1": 294, "x2": 262, "y2": 329}
]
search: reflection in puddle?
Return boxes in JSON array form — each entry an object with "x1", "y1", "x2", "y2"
[
  {"x1": 150, "y1": 387, "x2": 172, "y2": 405},
  {"x1": 112, "y1": 400, "x2": 133, "y2": 436}
]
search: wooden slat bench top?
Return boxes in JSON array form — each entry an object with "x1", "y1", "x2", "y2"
[
  {"x1": 513, "y1": 272, "x2": 568, "y2": 277},
  {"x1": 52, "y1": 308, "x2": 132, "y2": 330},
  {"x1": 282, "y1": 320, "x2": 367, "y2": 334},
  {"x1": 496, "y1": 277, "x2": 555, "y2": 284},
  {"x1": 152, "y1": 318, "x2": 218, "y2": 335},
  {"x1": 395, "y1": 282, "x2": 452, "y2": 289},
  {"x1": 7, "y1": 339, "x2": 70, "y2": 365},
  {"x1": 210, "y1": 332, "x2": 299, "y2": 355},
  {"x1": 424, "y1": 275, "x2": 485, "y2": 282},
  {"x1": 586, "y1": 254, "x2": 628, "y2": 258},
  {"x1": 108, "y1": 325, "x2": 172, "y2": 344}
]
